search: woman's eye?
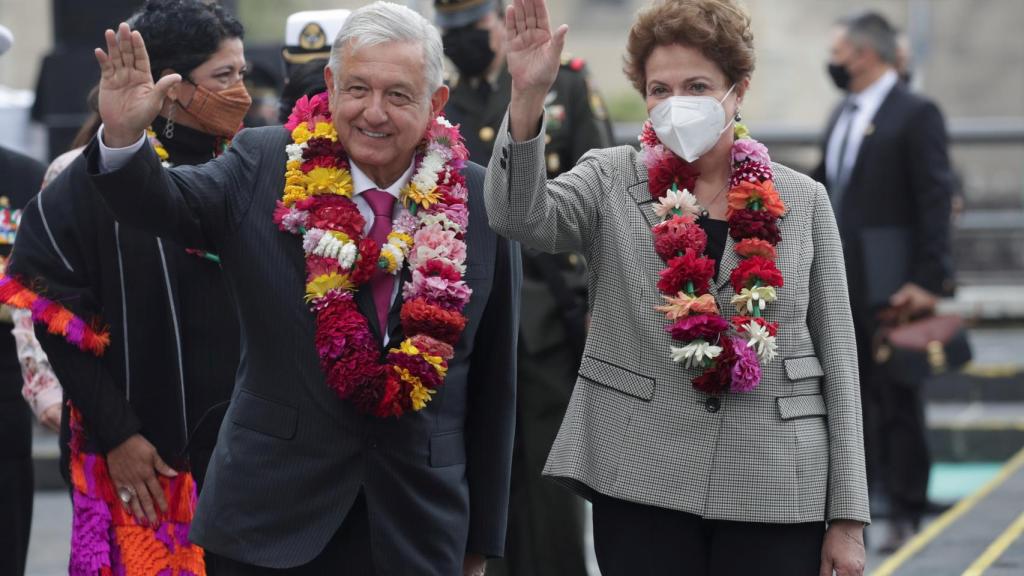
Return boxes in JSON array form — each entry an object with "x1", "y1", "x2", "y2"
[
  {"x1": 648, "y1": 86, "x2": 666, "y2": 97},
  {"x1": 690, "y1": 83, "x2": 708, "y2": 94}
]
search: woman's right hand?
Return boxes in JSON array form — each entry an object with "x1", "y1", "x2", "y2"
[
  {"x1": 505, "y1": 0, "x2": 568, "y2": 141},
  {"x1": 106, "y1": 433, "x2": 178, "y2": 526},
  {"x1": 93, "y1": 22, "x2": 181, "y2": 148}
]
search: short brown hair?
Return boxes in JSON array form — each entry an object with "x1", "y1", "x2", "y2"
[{"x1": 624, "y1": 0, "x2": 755, "y2": 94}]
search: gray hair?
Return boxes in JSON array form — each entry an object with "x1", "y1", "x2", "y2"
[
  {"x1": 838, "y1": 11, "x2": 899, "y2": 66},
  {"x1": 327, "y1": 1, "x2": 445, "y2": 99}
]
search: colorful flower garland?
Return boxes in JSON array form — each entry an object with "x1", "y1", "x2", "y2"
[
  {"x1": 640, "y1": 121, "x2": 784, "y2": 394},
  {"x1": 274, "y1": 93, "x2": 472, "y2": 418}
]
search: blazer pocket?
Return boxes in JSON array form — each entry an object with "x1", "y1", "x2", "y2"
[
  {"x1": 578, "y1": 356, "x2": 655, "y2": 401},
  {"x1": 784, "y1": 355, "x2": 825, "y2": 381},
  {"x1": 231, "y1": 390, "x2": 298, "y2": 440},
  {"x1": 777, "y1": 394, "x2": 827, "y2": 421},
  {"x1": 430, "y1": 430, "x2": 466, "y2": 467}
]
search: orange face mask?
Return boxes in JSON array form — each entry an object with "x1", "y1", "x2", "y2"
[{"x1": 179, "y1": 83, "x2": 252, "y2": 137}]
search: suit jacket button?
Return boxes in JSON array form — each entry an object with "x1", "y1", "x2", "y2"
[{"x1": 704, "y1": 397, "x2": 721, "y2": 413}]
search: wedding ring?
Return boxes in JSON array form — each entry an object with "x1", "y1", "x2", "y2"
[{"x1": 118, "y1": 486, "x2": 136, "y2": 504}]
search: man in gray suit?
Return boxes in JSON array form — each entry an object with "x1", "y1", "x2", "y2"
[{"x1": 86, "y1": 3, "x2": 520, "y2": 575}]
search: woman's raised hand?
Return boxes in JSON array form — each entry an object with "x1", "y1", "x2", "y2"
[
  {"x1": 505, "y1": 0, "x2": 568, "y2": 141},
  {"x1": 94, "y1": 23, "x2": 181, "y2": 148}
]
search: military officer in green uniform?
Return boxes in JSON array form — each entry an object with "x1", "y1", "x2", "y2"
[{"x1": 435, "y1": 2, "x2": 612, "y2": 575}]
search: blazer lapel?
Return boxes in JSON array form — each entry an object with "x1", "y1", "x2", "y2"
[
  {"x1": 628, "y1": 155, "x2": 659, "y2": 228},
  {"x1": 355, "y1": 284, "x2": 382, "y2": 344}
]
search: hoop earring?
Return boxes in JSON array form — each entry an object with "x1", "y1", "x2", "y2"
[{"x1": 163, "y1": 104, "x2": 176, "y2": 140}]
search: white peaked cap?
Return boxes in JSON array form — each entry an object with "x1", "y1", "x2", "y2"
[{"x1": 282, "y1": 10, "x2": 351, "y2": 64}]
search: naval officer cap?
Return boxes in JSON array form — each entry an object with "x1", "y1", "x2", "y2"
[{"x1": 282, "y1": 9, "x2": 350, "y2": 65}]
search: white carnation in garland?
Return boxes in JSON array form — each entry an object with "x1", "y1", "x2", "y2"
[
  {"x1": 337, "y1": 242, "x2": 358, "y2": 270},
  {"x1": 654, "y1": 188, "x2": 701, "y2": 219},
  {"x1": 312, "y1": 232, "x2": 357, "y2": 270},
  {"x1": 419, "y1": 212, "x2": 461, "y2": 233},
  {"x1": 743, "y1": 320, "x2": 778, "y2": 363},
  {"x1": 730, "y1": 285, "x2": 777, "y2": 314},
  {"x1": 669, "y1": 341, "x2": 723, "y2": 369},
  {"x1": 286, "y1": 143, "x2": 306, "y2": 163}
]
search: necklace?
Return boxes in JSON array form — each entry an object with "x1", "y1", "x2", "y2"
[
  {"x1": 275, "y1": 92, "x2": 473, "y2": 418},
  {"x1": 695, "y1": 179, "x2": 730, "y2": 220},
  {"x1": 640, "y1": 121, "x2": 785, "y2": 395}
]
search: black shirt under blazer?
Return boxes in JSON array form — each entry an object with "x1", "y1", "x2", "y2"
[{"x1": 85, "y1": 126, "x2": 521, "y2": 572}]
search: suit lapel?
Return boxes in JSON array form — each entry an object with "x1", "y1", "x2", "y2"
[{"x1": 846, "y1": 85, "x2": 899, "y2": 191}]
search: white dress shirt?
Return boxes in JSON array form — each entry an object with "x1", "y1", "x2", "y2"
[
  {"x1": 96, "y1": 125, "x2": 415, "y2": 344},
  {"x1": 825, "y1": 69, "x2": 898, "y2": 188}
]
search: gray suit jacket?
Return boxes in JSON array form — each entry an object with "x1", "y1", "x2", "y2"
[
  {"x1": 87, "y1": 126, "x2": 521, "y2": 573},
  {"x1": 484, "y1": 114, "x2": 869, "y2": 525}
]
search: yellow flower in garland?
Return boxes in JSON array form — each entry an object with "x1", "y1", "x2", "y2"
[
  {"x1": 388, "y1": 231, "x2": 414, "y2": 249},
  {"x1": 396, "y1": 340, "x2": 447, "y2": 377},
  {"x1": 286, "y1": 159, "x2": 302, "y2": 171},
  {"x1": 379, "y1": 249, "x2": 400, "y2": 274},
  {"x1": 291, "y1": 121, "x2": 338, "y2": 145},
  {"x1": 409, "y1": 382, "x2": 435, "y2": 411},
  {"x1": 305, "y1": 273, "x2": 354, "y2": 301},
  {"x1": 400, "y1": 183, "x2": 443, "y2": 210},
  {"x1": 306, "y1": 167, "x2": 353, "y2": 198}
]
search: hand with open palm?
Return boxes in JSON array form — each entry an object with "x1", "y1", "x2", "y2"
[
  {"x1": 94, "y1": 23, "x2": 182, "y2": 148},
  {"x1": 505, "y1": 0, "x2": 568, "y2": 141}
]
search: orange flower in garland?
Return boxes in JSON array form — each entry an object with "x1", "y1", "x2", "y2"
[{"x1": 640, "y1": 120, "x2": 784, "y2": 394}]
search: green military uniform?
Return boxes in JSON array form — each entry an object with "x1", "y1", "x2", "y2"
[{"x1": 445, "y1": 59, "x2": 611, "y2": 576}]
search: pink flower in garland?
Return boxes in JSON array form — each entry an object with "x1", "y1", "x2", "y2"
[
  {"x1": 434, "y1": 202, "x2": 470, "y2": 231},
  {"x1": 666, "y1": 314, "x2": 730, "y2": 341},
  {"x1": 402, "y1": 269, "x2": 472, "y2": 312},
  {"x1": 730, "y1": 337, "x2": 761, "y2": 392},
  {"x1": 732, "y1": 139, "x2": 771, "y2": 165},
  {"x1": 408, "y1": 334, "x2": 455, "y2": 361}
]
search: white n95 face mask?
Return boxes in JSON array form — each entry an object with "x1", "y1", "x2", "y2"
[{"x1": 650, "y1": 84, "x2": 736, "y2": 163}]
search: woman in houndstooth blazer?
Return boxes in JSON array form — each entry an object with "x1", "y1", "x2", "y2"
[{"x1": 485, "y1": 1, "x2": 869, "y2": 574}]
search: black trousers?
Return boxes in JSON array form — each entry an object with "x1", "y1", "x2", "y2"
[
  {"x1": 205, "y1": 491, "x2": 375, "y2": 575},
  {"x1": 855, "y1": 316, "x2": 930, "y2": 524},
  {"x1": 592, "y1": 494, "x2": 825, "y2": 576},
  {"x1": 0, "y1": 457, "x2": 33, "y2": 576}
]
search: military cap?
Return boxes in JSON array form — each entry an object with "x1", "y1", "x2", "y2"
[{"x1": 282, "y1": 10, "x2": 350, "y2": 65}]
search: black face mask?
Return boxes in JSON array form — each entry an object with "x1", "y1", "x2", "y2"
[
  {"x1": 443, "y1": 26, "x2": 495, "y2": 79},
  {"x1": 827, "y1": 62, "x2": 852, "y2": 91}
]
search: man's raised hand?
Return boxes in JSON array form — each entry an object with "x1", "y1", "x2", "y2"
[
  {"x1": 94, "y1": 22, "x2": 181, "y2": 148},
  {"x1": 505, "y1": 0, "x2": 568, "y2": 141}
]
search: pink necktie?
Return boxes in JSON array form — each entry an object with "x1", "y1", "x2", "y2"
[{"x1": 362, "y1": 189, "x2": 397, "y2": 335}]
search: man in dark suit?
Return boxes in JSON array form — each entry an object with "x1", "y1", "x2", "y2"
[
  {"x1": 86, "y1": 3, "x2": 520, "y2": 575},
  {"x1": 813, "y1": 11, "x2": 954, "y2": 553},
  {"x1": 435, "y1": 2, "x2": 606, "y2": 575},
  {"x1": 0, "y1": 145, "x2": 44, "y2": 576}
]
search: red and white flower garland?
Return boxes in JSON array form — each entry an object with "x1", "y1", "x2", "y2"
[
  {"x1": 274, "y1": 93, "x2": 472, "y2": 417},
  {"x1": 640, "y1": 121, "x2": 785, "y2": 394}
]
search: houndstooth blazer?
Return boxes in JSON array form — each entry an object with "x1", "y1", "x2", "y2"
[{"x1": 484, "y1": 113, "x2": 870, "y2": 525}]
